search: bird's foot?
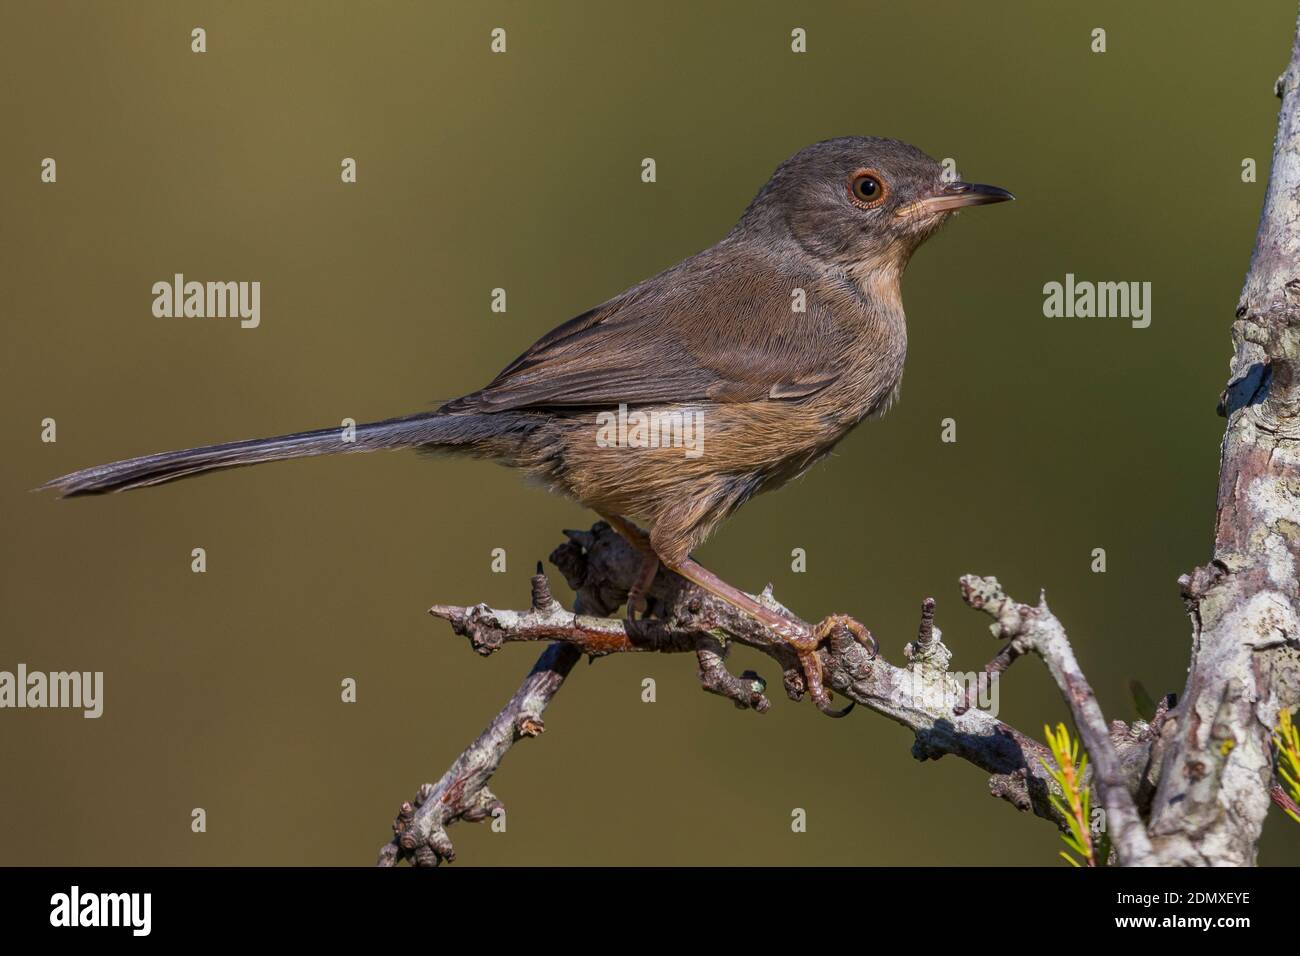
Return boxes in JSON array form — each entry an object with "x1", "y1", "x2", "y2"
[
  {"x1": 779, "y1": 615, "x2": 877, "y2": 718},
  {"x1": 662, "y1": 554, "x2": 875, "y2": 718},
  {"x1": 596, "y1": 512, "x2": 661, "y2": 621},
  {"x1": 596, "y1": 514, "x2": 875, "y2": 717}
]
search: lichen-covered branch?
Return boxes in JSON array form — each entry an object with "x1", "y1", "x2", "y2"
[
  {"x1": 379, "y1": 522, "x2": 1130, "y2": 866},
  {"x1": 378, "y1": 638, "x2": 579, "y2": 866},
  {"x1": 957, "y1": 576, "x2": 1157, "y2": 866},
  {"x1": 1143, "y1": 9, "x2": 1300, "y2": 866},
  {"x1": 377, "y1": 570, "x2": 583, "y2": 866}
]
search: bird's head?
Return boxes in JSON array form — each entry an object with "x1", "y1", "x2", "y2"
[{"x1": 738, "y1": 136, "x2": 1013, "y2": 281}]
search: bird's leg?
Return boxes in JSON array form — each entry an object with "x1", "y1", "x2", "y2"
[
  {"x1": 597, "y1": 513, "x2": 874, "y2": 717},
  {"x1": 597, "y1": 513, "x2": 659, "y2": 621},
  {"x1": 663, "y1": 557, "x2": 850, "y2": 717},
  {"x1": 598, "y1": 513, "x2": 654, "y2": 553},
  {"x1": 627, "y1": 553, "x2": 660, "y2": 620}
]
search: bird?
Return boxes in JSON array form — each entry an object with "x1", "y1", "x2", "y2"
[{"x1": 42, "y1": 136, "x2": 1013, "y2": 715}]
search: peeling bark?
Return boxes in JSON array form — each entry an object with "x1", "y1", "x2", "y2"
[{"x1": 1144, "y1": 12, "x2": 1300, "y2": 866}]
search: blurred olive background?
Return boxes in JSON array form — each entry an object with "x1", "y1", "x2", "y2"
[{"x1": 2, "y1": 0, "x2": 1297, "y2": 866}]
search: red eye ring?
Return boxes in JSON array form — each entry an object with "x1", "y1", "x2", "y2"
[{"x1": 848, "y1": 169, "x2": 887, "y2": 209}]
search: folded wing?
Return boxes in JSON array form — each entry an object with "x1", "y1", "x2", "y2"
[{"x1": 442, "y1": 251, "x2": 855, "y2": 413}]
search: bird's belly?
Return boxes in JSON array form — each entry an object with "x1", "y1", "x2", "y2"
[
  {"x1": 524, "y1": 387, "x2": 892, "y2": 544},
  {"x1": 753, "y1": 371, "x2": 904, "y2": 489}
]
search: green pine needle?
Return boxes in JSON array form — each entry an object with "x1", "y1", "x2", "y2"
[
  {"x1": 1040, "y1": 722, "x2": 1099, "y2": 867},
  {"x1": 1274, "y1": 710, "x2": 1300, "y2": 825}
]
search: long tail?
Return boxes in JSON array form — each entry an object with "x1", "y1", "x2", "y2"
[{"x1": 39, "y1": 411, "x2": 528, "y2": 497}]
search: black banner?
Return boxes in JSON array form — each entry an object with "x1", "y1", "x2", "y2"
[{"x1": 0, "y1": 866, "x2": 1273, "y2": 941}]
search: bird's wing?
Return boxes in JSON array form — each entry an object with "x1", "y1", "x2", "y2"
[{"x1": 443, "y1": 254, "x2": 855, "y2": 413}]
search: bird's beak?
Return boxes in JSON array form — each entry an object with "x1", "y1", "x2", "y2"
[{"x1": 895, "y1": 181, "x2": 1015, "y2": 218}]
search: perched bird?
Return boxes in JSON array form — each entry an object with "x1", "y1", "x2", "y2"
[{"x1": 43, "y1": 136, "x2": 1012, "y2": 714}]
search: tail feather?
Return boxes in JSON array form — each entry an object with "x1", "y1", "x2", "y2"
[{"x1": 39, "y1": 411, "x2": 515, "y2": 497}]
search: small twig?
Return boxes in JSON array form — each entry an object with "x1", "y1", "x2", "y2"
[
  {"x1": 377, "y1": 567, "x2": 584, "y2": 867},
  {"x1": 915, "y1": 596, "x2": 936, "y2": 647},
  {"x1": 379, "y1": 639, "x2": 579, "y2": 866},
  {"x1": 695, "y1": 636, "x2": 770, "y2": 712},
  {"x1": 958, "y1": 575, "x2": 1157, "y2": 867}
]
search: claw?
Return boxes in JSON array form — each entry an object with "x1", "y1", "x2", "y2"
[
  {"x1": 647, "y1": 544, "x2": 872, "y2": 719},
  {"x1": 813, "y1": 692, "x2": 855, "y2": 718},
  {"x1": 795, "y1": 614, "x2": 876, "y2": 718},
  {"x1": 798, "y1": 648, "x2": 855, "y2": 718},
  {"x1": 814, "y1": 614, "x2": 877, "y2": 659}
]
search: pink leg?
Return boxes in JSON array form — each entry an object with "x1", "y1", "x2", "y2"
[
  {"x1": 595, "y1": 513, "x2": 873, "y2": 718},
  {"x1": 626, "y1": 552, "x2": 660, "y2": 620}
]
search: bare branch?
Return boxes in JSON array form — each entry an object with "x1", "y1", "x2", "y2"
[
  {"x1": 378, "y1": 567, "x2": 583, "y2": 867},
  {"x1": 695, "y1": 637, "x2": 772, "y2": 712},
  {"x1": 381, "y1": 521, "x2": 1116, "y2": 866},
  {"x1": 379, "y1": 639, "x2": 579, "y2": 866},
  {"x1": 957, "y1": 575, "x2": 1157, "y2": 867}
]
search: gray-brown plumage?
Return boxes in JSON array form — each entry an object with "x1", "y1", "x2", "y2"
[{"x1": 43, "y1": 137, "x2": 1012, "y2": 712}]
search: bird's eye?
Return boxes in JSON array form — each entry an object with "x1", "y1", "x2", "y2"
[{"x1": 849, "y1": 170, "x2": 887, "y2": 208}]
